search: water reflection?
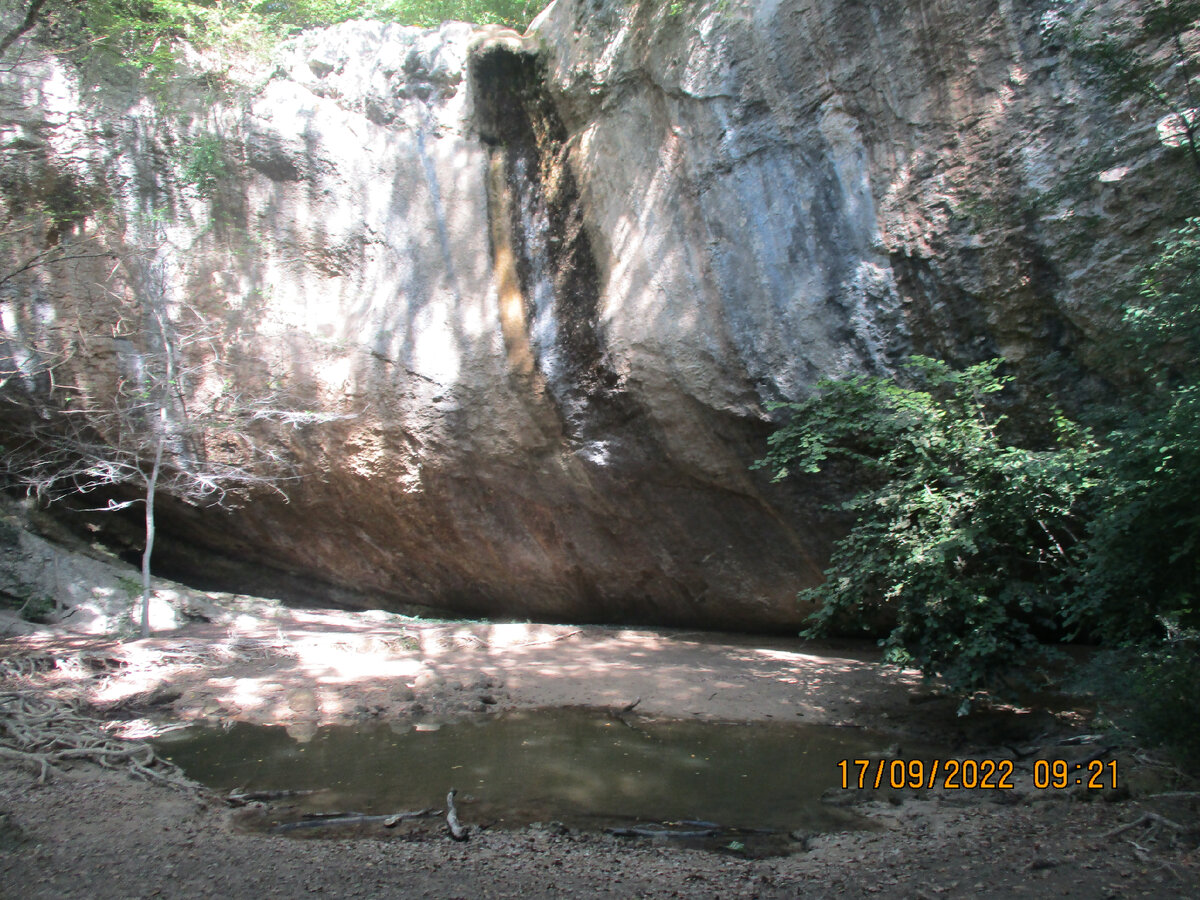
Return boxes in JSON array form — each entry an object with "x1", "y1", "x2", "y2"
[{"x1": 158, "y1": 708, "x2": 904, "y2": 835}]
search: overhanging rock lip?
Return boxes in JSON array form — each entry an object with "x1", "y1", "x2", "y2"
[{"x1": 467, "y1": 24, "x2": 541, "y2": 58}]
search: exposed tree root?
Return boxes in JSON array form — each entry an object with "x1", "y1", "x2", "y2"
[{"x1": 0, "y1": 689, "x2": 198, "y2": 791}]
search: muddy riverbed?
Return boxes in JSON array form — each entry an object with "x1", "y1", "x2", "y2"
[{"x1": 0, "y1": 605, "x2": 1196, "y2": 897}]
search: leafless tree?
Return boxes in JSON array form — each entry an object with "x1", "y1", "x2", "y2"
[{"x1": 0, "y1": 241, "x2": 334, "y2": 637}]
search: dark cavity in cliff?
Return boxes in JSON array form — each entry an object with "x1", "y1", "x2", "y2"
[{"x1": 469, "y1": 40, "x2": 629, "y2": 442}]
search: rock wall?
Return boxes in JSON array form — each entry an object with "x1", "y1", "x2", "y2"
[{"x1": 0, "y1": 1, "x2": 1192, "y2": 629}]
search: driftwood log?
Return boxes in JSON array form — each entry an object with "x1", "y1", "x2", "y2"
[
  {"x1": 607, "y1": 825, "x2": 718, "y2": 839},
  {"x1": 606, "y1": 819, "x2": 777, "y2": 840},
  {"x1": 269, "y1": 809, "x2": 434, "y2": 834},
  {"x1": 226, "y1": 789, "x2": 314, "y2": 806}
]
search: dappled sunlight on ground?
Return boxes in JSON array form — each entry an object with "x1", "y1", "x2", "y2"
[
  {"x1": 5, "y1": 606, "x2": 1169, "y2": 900},
  {"x1": 0, "y1": 608, "x2": 937, "y2": 741}
]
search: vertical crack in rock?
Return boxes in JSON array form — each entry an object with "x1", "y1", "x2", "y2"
[{"x1": 470, "y1": 37, "x2": 631, "y2": 454}]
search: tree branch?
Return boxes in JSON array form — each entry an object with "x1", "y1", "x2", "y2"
[{"x1": 0, "y1": 0, "x2": 49, "y2": 58}]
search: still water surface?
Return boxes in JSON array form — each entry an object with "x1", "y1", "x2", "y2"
[{"x1": 157, "y1": 708, "x2": 904, "y2": 836}]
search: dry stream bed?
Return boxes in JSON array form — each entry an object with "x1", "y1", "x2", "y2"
[{"x1": 0, "y1": 604, "x2": 1197, "y2": 897}]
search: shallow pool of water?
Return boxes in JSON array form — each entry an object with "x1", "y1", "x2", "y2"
[{"x1": 157, "y1": 708, "x2": 903, "y2": 839}]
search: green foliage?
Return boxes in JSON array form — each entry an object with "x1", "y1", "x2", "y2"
[
  {"x1": 0, "y1": 590, "x2": 55, "y2": 623},
  {"x1": 178, "y1": 131, "x2": 233, "y2": 199},
  {"x1": 18, "y1": 594, "x2": 55, "y2": 623},
  {"x1": 251, "y1": 0, "x2": 546, "y2": 29},
  {"x1": 26, "y1": 0, "x2": 547, "y2": 82},
  {"x1": 757, "y1": 220, "x2": 1200, "y2": 758},
  {"x1": 48, "y1": 0, "x2": 548, "y2": 57},
  {"x1": 1123, "y1": 217, "x2": 1200, "y2": 373},
  {"x1": 666, "y1": 0, "x2": 729, "y2": 19},
  {"x1": 1062, "y1": 0, "x2": 1200, "y2": 173},
  {"x1": 117, "y1": 575, "x2": 142, "y2": 598},
  {"x1": 1077, "y1": 220, "x2": 1200, "y2": 642},
  {"x1": 757, "y1": 357, "x2": 1097, "y2": 695},
  {"x1": 758, "y1": 215, "x2": 1200, "y2": 725},
  {"x1": 55, "y1": 1, "x2": 242, "y2": 80},
  {"x1": 1085, "y1": 628, "x2": 1200, "y2": 766},
  {"x1": 1126, "y1": 628, "x2": 1200, "y2": 765}
]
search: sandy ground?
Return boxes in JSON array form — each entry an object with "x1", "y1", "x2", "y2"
[{"x1": 0, "y1": 606, "x2": 1197, "y2": 898}]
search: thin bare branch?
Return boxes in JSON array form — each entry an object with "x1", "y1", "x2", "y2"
[{"x1": 0, "y1": 0, "x2": 49, "y2": 58}]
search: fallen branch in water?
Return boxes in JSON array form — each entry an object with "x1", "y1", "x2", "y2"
[
  {"x1": 227, "y1": 789, "x2": 316, "y2": 806},
  {"x1": 269, "y1": 809, "x2": 435, "y2": 834},
  {"x1": 387, "y1": 809, "x2": 435, "y2": 827},
  {"x1": 446, "y1": 788, "x2": 468, "y2": 841},
  {"x1": 607, "y1": 825, "x2": 718, "y2": 839},
  {"x1": 606, "y1": 819, "x2": 777, "y2": 841}
]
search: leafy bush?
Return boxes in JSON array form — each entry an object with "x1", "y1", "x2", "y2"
[
  {"x1": 757, "y1": 220, "x2": 1200, "y2": 761},
  {"x1": 1068, "y1": 221, "x2": 1200, "y2": 764},
  {"x1": 1085, "y1": 629, "x2": 1200, "y2": 766},
  {"x1": 31, "y1": 0, "x2": 549, "y2": 80},
  {"x1": 756, "y1": 357, "x2": 1097, "y2": 696},
  {"x1": 1077, "y1": 220, "x2": 1200, "y2": 643},
  {"x1": 1126, "y1": 629, "x2": 1200, "y2": 765}
]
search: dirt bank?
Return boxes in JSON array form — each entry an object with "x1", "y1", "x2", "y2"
[{"x1": 0, "y1": 607, "x2": 1196, "y2": 898}]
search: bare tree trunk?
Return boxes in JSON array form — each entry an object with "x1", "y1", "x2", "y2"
[
  {"x1": 140, "y1": 433, "x2": 164, "y2": 639},
  {"x1": 141, "y1": 306, "x2": 173, "y2": 639}
]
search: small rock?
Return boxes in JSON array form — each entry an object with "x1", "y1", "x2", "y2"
[
  {"x1": 820, "y1": 787, "x2": 867, "y2": 808},
  {"x1": 0, "y1": 812, "x2": 28, "y2": 850}
]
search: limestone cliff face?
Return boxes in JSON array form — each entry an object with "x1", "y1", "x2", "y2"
[
  {"x1": 534, "y1": 0, "x2": 1192, "y2": 394},
  {"x1": 0, "y1": 1, "x2": 1190, "y2": 628}
]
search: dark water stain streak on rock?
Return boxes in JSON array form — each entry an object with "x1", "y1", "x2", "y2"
[{"x1": 470, "y1": 38, "x2": 632, "y2": 447}]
